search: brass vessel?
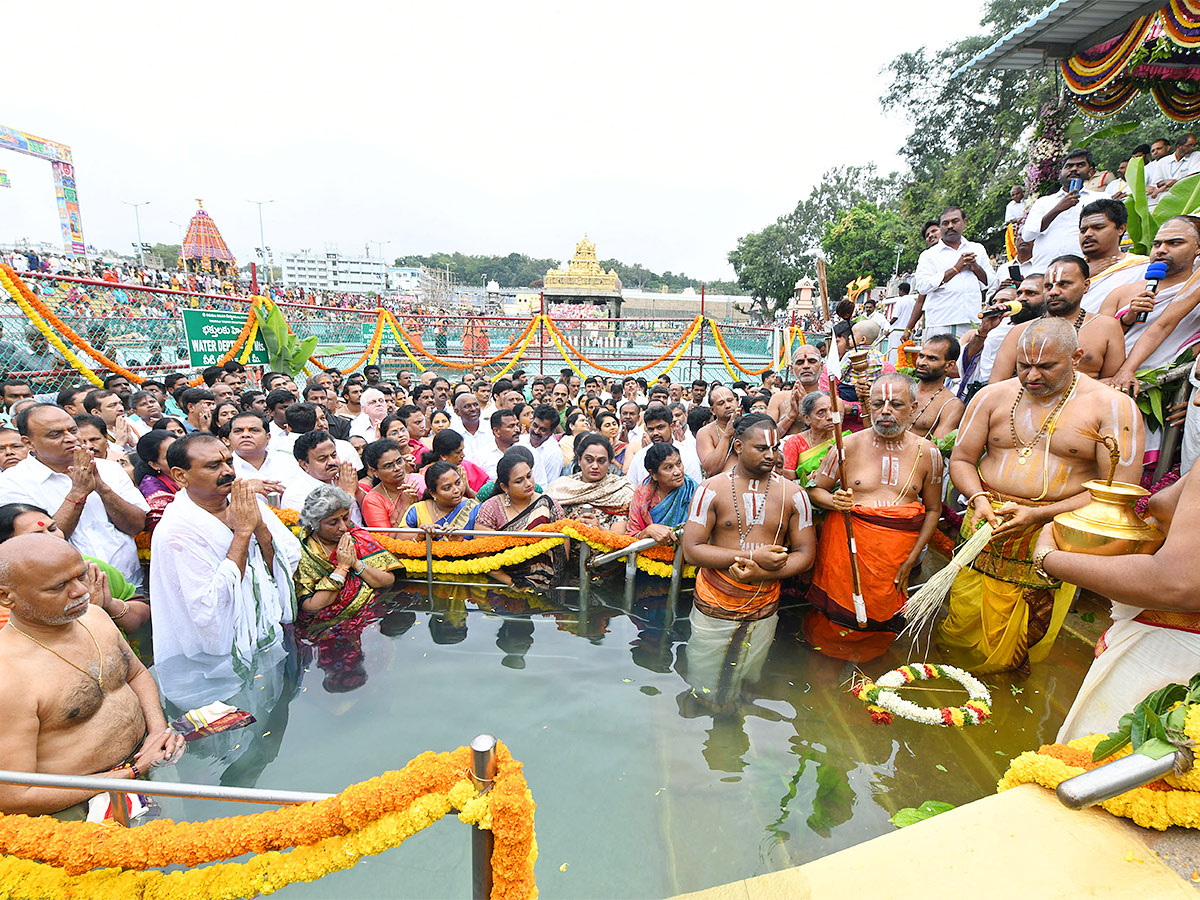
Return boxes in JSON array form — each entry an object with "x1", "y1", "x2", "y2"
[{"x1": 1052, "y1": 480, "x2": 1165, "y2": 556}]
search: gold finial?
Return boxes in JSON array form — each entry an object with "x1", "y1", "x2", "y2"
[{"x1": 196, "y1": 198, "x2": 204, "y2": 209}]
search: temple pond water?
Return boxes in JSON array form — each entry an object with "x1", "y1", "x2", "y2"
[{"x1": 145, "y1": 574, "x2": 1095, "y2": 898}]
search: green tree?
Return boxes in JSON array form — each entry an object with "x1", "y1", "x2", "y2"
[
  {"x1": 727, "y1": 222, "x2": 801, "y2": 318},
  {"x1": 820, "y1": 203, "x2": 921, "y2": 299}
]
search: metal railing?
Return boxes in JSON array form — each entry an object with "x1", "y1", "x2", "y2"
[
  {"x1": 1152, "y1": 360, "x2": 1195, "y2": 482},
  {"x1": 0, "y1": 733, "x2": 500, "y2": 899}
]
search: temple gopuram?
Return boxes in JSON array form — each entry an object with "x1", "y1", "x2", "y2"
[
  {"x1": 180, "y1": 200, "x2": 237, "y2": 276},
  {"x1": 544, "y1": 235, "x2": 623, "y2": 317}
]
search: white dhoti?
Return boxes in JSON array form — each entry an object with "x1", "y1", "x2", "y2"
[
  {"x1": 1057, "y1": 602, "x2": 1200, "y2": 742},
  {"x1": 685, "y1": 607, "x2": 777, "y2": 710}
]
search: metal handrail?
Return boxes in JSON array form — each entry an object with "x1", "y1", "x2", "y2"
[
  {"x1": 0, "y1": 735, "x2": 500, "y2": 898},
  {"x1": 0, "y1": 769, "x2": 331, "y2": 805}
]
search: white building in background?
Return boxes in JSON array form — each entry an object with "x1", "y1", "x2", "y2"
[
  {"x1": 281, "y1": 250, "x2": 389, "y2": 293},
  {"x1": 388, "y1": 266, "x2": 422, "y2": 294}
]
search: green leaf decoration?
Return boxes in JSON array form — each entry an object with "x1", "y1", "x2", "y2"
[
  {"x1": 1151, "y1": 173, "x2": 1200, "y2": 222},
  {"x1": 1125, "y1": 156, "x2": 1150, "y2": 255},
  {"x1": 1135, "y1": 737, "x2": 1177, "y2": 760},
  {"x1": 1077, "y1": 121, "x2": 1137, "y2": 148},
  {"x1": 890, "y1": 800, "x2": 955, "y2": 828}
]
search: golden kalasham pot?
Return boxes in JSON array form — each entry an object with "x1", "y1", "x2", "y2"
[{"x1": 1052, "y1": 480, "x2": 1165, "y2": 557}]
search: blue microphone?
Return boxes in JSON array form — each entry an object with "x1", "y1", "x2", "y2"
[{"x1": 1138, "y1": 261, "x2": 1169, "y2": 323}]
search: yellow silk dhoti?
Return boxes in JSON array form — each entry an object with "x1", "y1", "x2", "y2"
[{"x1": 938, "y1": 498, "x2": 1076, "y2": 674}]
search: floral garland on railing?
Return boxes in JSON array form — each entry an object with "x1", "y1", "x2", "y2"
[
  {"x1": 0, "y1": 268, "x2": 103, "y2": 387},
  {"x1": 542, "y1": 315, "x2": 703, "y2": 376},
  {"x1": 0, "y1": 743, "x2": 536, "y2": 900},
  {"x1": 1, "y1": 264, "x2": 147, "y2": 385},
  {"x1": 708, "y1": 319, "x2": 773, "y2": 377},
  {"x1": 998, "y1": 716, "x2": 1200, "y2": 831},
  {"x1": 336, "y1": 312, "x2": 386, "y2": 375},
  {"x1": 392, "y1": 315, "x2": 541, "y2": 370}
]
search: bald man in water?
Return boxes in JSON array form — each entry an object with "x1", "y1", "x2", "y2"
[
  {"x1": 0, "y1": 534, "x2": 182, "y2": 815},
  {"x1": 941, "y1": 317, "x2": 1144, "y2": 672}
]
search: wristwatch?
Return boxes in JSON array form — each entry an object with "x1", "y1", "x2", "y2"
[{"x1": 1033, "y1": 546, "x2": 1058, "y2": 582}]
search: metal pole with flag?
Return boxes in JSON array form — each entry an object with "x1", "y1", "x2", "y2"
[{"x1": 817, "y1": 258, "x2": 868, "y2": 627}]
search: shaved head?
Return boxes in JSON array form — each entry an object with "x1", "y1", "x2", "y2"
[
  {"x1": 1021, "y1": 317, "x2": 1078, "y2": 356},
  {"x1": 0, "y1": 534, "x2": 89, "y2": 626}
]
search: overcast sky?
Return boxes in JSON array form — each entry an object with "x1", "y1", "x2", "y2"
[{"x1": 3, "y1": 0, "x2": 986, "y2": 281}]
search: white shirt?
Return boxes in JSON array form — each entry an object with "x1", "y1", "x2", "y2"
[
  {"x1": 472, "y1": 435, "x2": 507, "y2": 479},
  {"x1": 1105, "y1": 178, "x2": 1128, "y2": 198},
  {"x1": 1153, "y1": 151, "x2": 1200, "y2": 185},
  {"x1": 1004, "y1": 199, "x2": 1026, "y2": 223},
  {"x1": 150, "y1": 488, "x2": 300, "y2": 674},
  {"x1": 232, "y1": 450, "x2": 304, "y2": 488},
  {"x1": 1021, "y1": 187, "x2": 1105, "y2": 272},
  {"x1": 280, "y1": 469, "x2": 364, "y2": 525},
  {"x1": 348, "y1": 412, "x2": 379, "y2": 442},
  {"x1": 0, "y1": 455, "x2": 150, "y2": 588},
  {"x1": 973, "y1": 320, "x2": 1016, "y2": 384},
  {"x1": 1080, "y1": 258, "x2": 1149, "y2": 314},
  {"x1": 517, "y1": 434, "x2": 564, "y2": 486},
  {"x1": 453, "y1": 420, "x2": 494, "y2": 465},
  {"x1": 911, "y1": 238, "x2": 995, "y2": 330},
  {"x1": 625, "y1": 440, "x2": 703, "y2": 487},
  {"x1": 269, "y1": 432, "x2": 362, "y2": 471}
]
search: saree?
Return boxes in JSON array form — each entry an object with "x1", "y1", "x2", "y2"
[
  {"x1": 473, "y1": 494, "x2": 565, "y2": 589},
  {"x1": 628, "y1": 476, "x2": 697, "y2": 533},
  {"x1": 295, "y1": 528, "x2": 402, "y2": 636},
  {"x1": 805, "y1": 501, "x2": 926, "y2": 662},
  {"x1": 938, "y1": 495, "x2": 1076, "y2": 674},
  {"x1": 404, "y1": 496, "x2": 478, "y2": 534},
  {"x1": 138, "y1": 472, "x2": 179, "y2": 531},
  {"x1": 547, "y1": 472, "x2": 633, "y2": 530}
]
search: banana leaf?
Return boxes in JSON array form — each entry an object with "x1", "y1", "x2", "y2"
[
  {"x1": 1124, "y1": 156, "x2": 1150, "y2": 255},
  {"x1": 1151, "y1": 172, "x2": 1200, "y2": 221}
]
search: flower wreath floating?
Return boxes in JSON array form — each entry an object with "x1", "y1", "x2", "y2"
[
  {"x1": 852, "y1": 663, "x2": 992, "y2": 727},
  {"x1": 0, "y1": 742, "x2": 537, "y2": 900}
]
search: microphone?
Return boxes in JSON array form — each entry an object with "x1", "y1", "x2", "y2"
[
  {"x1": 979, "y1": 300, "x2": 1023, "y2": 320},
  {"x1": 1138, "y1": 261, "x2": 1169, "y2": 323}
]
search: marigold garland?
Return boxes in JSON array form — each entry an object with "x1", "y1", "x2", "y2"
[
  {"x1": 338, "y1": 312, "x2": 386, "y2": 375},
  {"x1": 385, "y1": 312, "x2": 428, "y2": 373},
  {"x1": 707, "y1": 319, "x2": 773, "y2": 377},
  {"x1": 491, "y1": 318, "x2": 540, "y2": 380},
  {"x1": 543, "y1": 315, "x2": 702, "y2": 376},
  {"x1": 392, "y1": 315, "x2": 539, "y2": 370},
  {"x1": 998, "y1": 730, "x2": 1200, "y2": 831},
  {"x1": 0, "y1": 269, "x2": 103, "y2": 387},
  {"x1": 0, "y1": 264, "x2": 146, "y2": 384},
  {"x1": 0, "y1": 743, "x2": 537, "y2": 900}
]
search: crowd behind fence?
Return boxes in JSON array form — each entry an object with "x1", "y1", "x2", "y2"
[{"x1": 0, "y1": 272, "x2": 786, "y2": 394}]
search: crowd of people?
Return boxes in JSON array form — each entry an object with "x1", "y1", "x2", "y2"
[{"x1": 2, "y1": 143, "x2": 1200, "y2": 823}]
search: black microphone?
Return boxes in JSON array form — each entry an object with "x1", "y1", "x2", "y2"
[
  {"x1": 1138, "y1": 261, "x2": 1169, "y2": 323},
  {"x1": 979, "y1": 300, "x2": 1023, "y2": 320}
]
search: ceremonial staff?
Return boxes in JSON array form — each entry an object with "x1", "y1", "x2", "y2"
[{"x1": 816, "y1": 258, "x2": 867, "y2": 626}]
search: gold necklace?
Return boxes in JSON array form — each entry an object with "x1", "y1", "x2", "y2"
[
  {"x1": 9, "y1": 619, "x2": 104, "y2": 689},
  {"x1": 1008, "y1": 373, "x2": 1077, "y2": 465}
]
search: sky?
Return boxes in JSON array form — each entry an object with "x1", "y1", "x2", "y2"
[{"x1": 3, "y1": 0, "x2": 987, "y2": 282}]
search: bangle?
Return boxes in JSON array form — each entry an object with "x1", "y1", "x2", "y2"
[
  {"x1": 964, "y1": 490, "x2": 989, "y2": 508},
  {"x1": 1033, "y1": 546, "x2": 1059, "y2": 582},
  {"x1": 128, "y1": 762, "x2": 141, "y2": 780},
  {"x1": 328, "y1": 571, "x2": 346, "y2": 586},
  {"x1": 110, "y1": 599, "x2": 129, "y2": 620},
  {"x1": 353, "y1": 562, "x2": 365, "y2": 575}
]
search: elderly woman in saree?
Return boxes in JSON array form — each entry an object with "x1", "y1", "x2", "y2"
[
  {"x1": 781, "y1": 391, "x2": 849, "y2": 488},
  {"x1": 627, "y1": 442, "x2": 697, "y2": 546},
  {"x1": 403, "y1": 461, "x2": 478, "y2": 540},
  {"x1": 472, "y1": 448, "x2": 567, "y2": 589},
  {"x1": 295, "y1": 484, "x2": 402, "y2": 635},
  {"x1": 547, "y1": 432, "x2": 633, "y2": 533}
]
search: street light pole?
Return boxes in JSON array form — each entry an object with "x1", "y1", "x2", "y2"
[
  {"x1": 122, "y1": 201, "x2": 150, "y2": 268},
  {"x1": 247, "y1": 200, "x2": 274, "y2": 283},
  {"x1": 893, "y1": 242, "x2": 904, "y2": 278},
  {"x1": 369, "y1": 240, "x2": 390, "y2": 295}
]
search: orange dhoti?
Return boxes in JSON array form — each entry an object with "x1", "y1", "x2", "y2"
[
  {"x1": 693, "y1": 567, "x2": 780, "y2": 622},
  {"x1": 805, "y1": 502, "x2": 925, "y2": 662}
]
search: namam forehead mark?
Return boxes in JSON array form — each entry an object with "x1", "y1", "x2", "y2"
[
  {"x1": 1019, "y1": 328, "x2": 1046, "y2": 366},
  {"x1": 765, "y1": 428, "x2": 778, "y2": 448}
]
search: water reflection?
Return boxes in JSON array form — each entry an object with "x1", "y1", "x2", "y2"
[{"x1": 140, "y1": 574, "x2": 1092, "y2": 899}]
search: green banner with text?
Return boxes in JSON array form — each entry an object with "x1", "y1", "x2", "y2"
[{"x1": 181, "y1": 308, "x2": 268, "y2": 367}]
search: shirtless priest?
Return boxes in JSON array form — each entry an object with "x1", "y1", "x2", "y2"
[
  {"x1": 806, "y1": 373, "x2": 944, "y2": 661},
  {"x1": 940, "y1": 317, "x2": 1144, "y2": 673},
  {"x1": 0, "y1": 534, "x2": 184, "y2": 815}
]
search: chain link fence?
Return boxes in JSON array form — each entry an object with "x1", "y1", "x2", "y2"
[{"x1": 1, "y1": 272, "x2": 781, "y2": 395}]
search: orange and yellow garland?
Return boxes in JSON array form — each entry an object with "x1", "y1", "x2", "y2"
[
  {"x1": 542, "y1": 315, "x2": 703, "y2": 376},
  {"x1": 0, "y1": 268, "x2": 103, "y2": 387},
  {"x1": 392, "y1": 315, "x2": 541, "y2": 371},
  {"x1": 998, "y1": 706, "x2": 1200, "y2": 831},
  {"x1": 0, "y1": 742, "x2": 536, "y2": 900},
  {"x1": 708, "y1": 319, "x2": 773, "y2": 378}
]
